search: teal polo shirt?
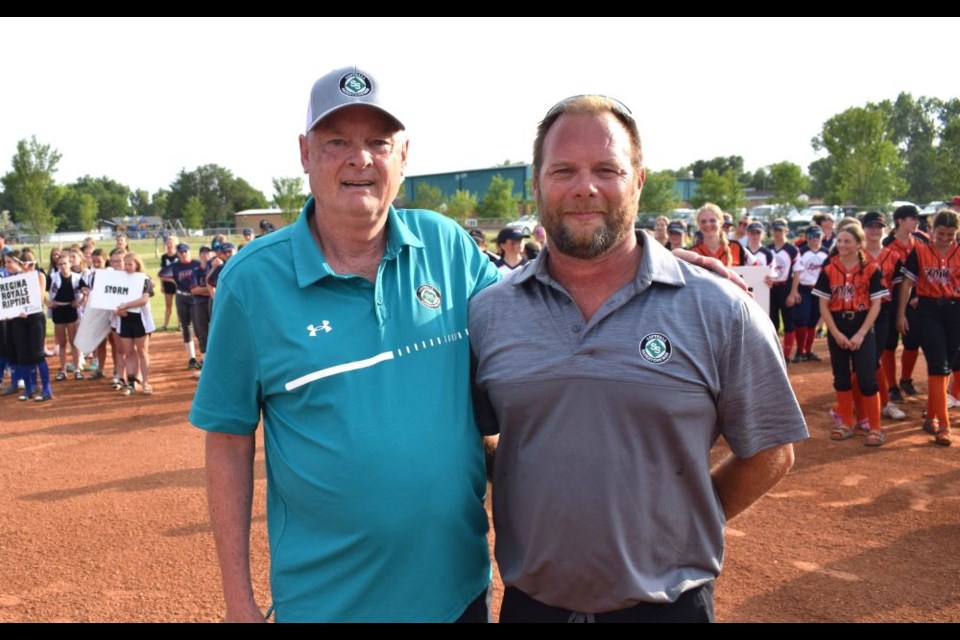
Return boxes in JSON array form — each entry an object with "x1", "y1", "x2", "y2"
[{"x1": 190, "y1": 199, "x2": 500, "y2": 622}]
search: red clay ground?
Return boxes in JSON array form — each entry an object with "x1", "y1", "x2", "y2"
[{"x1": 1, "y1": 332, "x2": 959, "y2": 622}]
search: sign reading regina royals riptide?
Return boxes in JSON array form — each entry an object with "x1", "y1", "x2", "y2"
[
  {"x1": 0, "y1": 272, "x2": 42, "y2": 319},
  {"x1": 87, "y1": 270, "x2": 146, "y2": 311}
]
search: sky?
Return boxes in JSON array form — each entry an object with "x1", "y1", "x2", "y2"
[{"x1": 2, "y1": 17, "x2": 956, "y2": 201}]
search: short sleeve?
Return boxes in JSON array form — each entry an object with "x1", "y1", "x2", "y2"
[
  {"x1": 901, "y1": 248, "x2": 919, "y2": 282},
  {"x1": 868, "y1": 267, "x2": 886, "y2": 298},
  {"x1": 188, "y1": 285, "x2": 262, "y2": 435},
  {"x1": 716, "y1": 297, "x2": 808, "y2": 458},
  {"x1": 812, "y1": 268, "x2": 831, "y2": 299}
]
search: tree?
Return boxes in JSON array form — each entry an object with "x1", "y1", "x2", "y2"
[
  {"x1": 272, "y1": 176, "x2": 307, "y2": 224},
  {"x1": 408, "y1": 183, "x2": 445, "y2": 212},
  {"x1": 446, "y1": 189, "x2": 478, "y2": 221},
  {"x1": 681, "y1": 156, "x2": 746, "y2": 181},
  {"x1": 76, "y1": 193, "x2": 99, "y2": 232},
  {"x1": 183, "y1": 195, "x2": 205, "y2": 230},
  {"x1": 688, "y1": 168, "x2": 743, "y2": 212},
  {"x1": 767, "y1": 162, "x2": 809, "y2": 208},
  {"x1": 879, "y1": 93, "x2": 941, "y2": 203},
  {"x1": 807, "y1": 157, "x2": 833, "y2": 200},
  {"x1": 72, "y1": 175, "x2": 131, "y2": 219},
  {"x1": 167, "y1": 164, "x2": 267, "y2": 226},
  {"x1": 812, "y1": 106, "x2": 906, "y2": 205},
  {"x1": 1, "y1": 136, "x2": 62, "y2": 239},
  {"x1": 478, "y1": 174, "x2": 520, "y2": 219},
  {"x1": 937, "y1": 113, "x2": 960, "y2": 198},
  {"x1": 747, "y1": 168, "x2": 769, "y2": 191},
  {"x1": 638, "y1": 170, "x2": 679, "y2": 213}
]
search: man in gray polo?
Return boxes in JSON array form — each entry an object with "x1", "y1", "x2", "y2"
[{"x1": 469, "y1": 95, "x2": 807, "y2": 622}]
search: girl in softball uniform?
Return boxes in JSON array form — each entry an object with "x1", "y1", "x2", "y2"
[
  {"x1": 814, "y1": 224, "x2": 887, "y2": 446},
  {"x1": 883, "y1": 205, "x2": 925, "y2": 402},
  {"x1": 115, "y1": 252, "x2": 156, "y2": 396},
  {"x1": 789, "y1": 226, "x2": 830, "y2": 363},
  {"x1": 898, "y1": 209, "x2": 960, "y2": 446},
  {"x1": 767, "y1": 218, "x2": 800, "y2": 360},
  {"x1": 13, "y1": 249, "x2": 53, "y2": 401},
  {"x1": 47, "y1": 253, "x2": 85, "y2": 380},
  {"x1": 690, "y1": 203, "x2": 745, "y2": 266},
  {"x1": 158, "y1": 235, "x2": 179, "y2": 332}
]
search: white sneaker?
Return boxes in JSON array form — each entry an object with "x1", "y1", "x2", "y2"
[
  {"x1": 17, "y1": 379, "x2": 25, "y2": 390},
  {"x1": 882, "y1": 403, "x2": 906, "y2": 420},
  {"x1": 948, "y1": 395, "x2": 960, "y2": 409}
]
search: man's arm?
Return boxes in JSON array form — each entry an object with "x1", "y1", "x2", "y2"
[
  {"x1": 205, "y1": 431, "x2": 265, "y2": 623},
  {"x1": 711, "y1": 443, "x2": 795, "y2": 521}
]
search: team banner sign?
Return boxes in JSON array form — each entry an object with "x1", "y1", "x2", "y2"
[
  {"x1": 87, "y1": 270, "x2": 146, "y2": 311},
  {"x1": 0, "y1": 272, "x2": 42, "y2": 319}
]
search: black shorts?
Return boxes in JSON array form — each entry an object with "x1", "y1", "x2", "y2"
[
  {"x1": 119, "y1": 313, "x2": 147, "y2": 339},
  {"x1": 162, "y1": 280, "x2": 177, "y2": 295},
  {"x1": 51, "y1": 304, "x2": 79, "y2": 325},
  {"x1": 9, "y1": 313, "x2": 46, "y2": 365}
]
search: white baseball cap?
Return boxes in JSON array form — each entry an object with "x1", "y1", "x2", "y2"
[{"x1": 305, "y1": 66, "x2": 404, "y2": 134}]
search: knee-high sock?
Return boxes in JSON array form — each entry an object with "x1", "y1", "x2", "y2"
[
  {"x1": 783, "y1": 331, "x2": 796, "y2": 359},
  {"x1": 929, "y1": 375, "x2": 949, "y2": 430},
  {"x1": 864, "y1": 392, "x2": 882, "y2": 430},
  {"x1": 837, "y1": 390, "x2": 854, "y2": 426},
  {"x1": 876, "y1": 367, "x2": 890, "y2": 406},
  {"x1": 901, "y1": 349, "x2": 919, "y2": 383},
  {"x1": 16, "y1": 365, "x2": 34, "y2": 397},
  {"x1": 881, "y1": 350, "x2": 897, "y2": 390},
  {"x1": 851, "y1": 374, "x2": 865, "y2": 422},
  {"x1": 185, "y1": 341, "x2": 196, "y2": 360},
  {"x1": 0, "y1": 357, "x2": 7, "y2": 385},
  {"x1": 38, "y1": 361, "x2": 51, "y2": 396},
  {"x1": 804, "y1": 326, "x2": 817, "y2": 354}
]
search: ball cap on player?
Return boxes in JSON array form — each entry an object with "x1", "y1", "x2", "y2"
[
  {"x1": 722, "y1": 213, "x2": 734, "y2": 227},
  {"x1": 771, "y1": 220, "x2": 789, "y2": 231},
  {"x1": 746, "y1": 222, "x2": 764, "y2": 233},
  {"x1": 496, "y1": 228, "x2": 527, "y2": 244},
  {"x1": 861, "y1": 211, "x2": 886, "y2": 227},
  {"x1": 468, "y1": 228, "x2": 486, "y2": 242},
  {"x1": 305, "y1": 66, "x2": 404, "y2": 134},
  {"x1": 176, "y1": 243, "x2": 190, "y2": 252},
  {"x1": 218, "y1": 242, "x2": 236, "y2": 252},
  {"x1": 667, "y1": 221, "x2": 685, "y2": 234},
  {"x1": 805, "y1": 225, "x2": 823, "y2": 238}
]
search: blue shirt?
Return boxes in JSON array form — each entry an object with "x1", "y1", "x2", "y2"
[{"x1": 189, "y1": 199, "x2": 500, "y2": 622}]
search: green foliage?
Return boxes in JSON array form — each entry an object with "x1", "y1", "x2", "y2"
[
  {"x1": 408, "y1": 183, "x2": 445, "y2": 212},
  {"x1": 478, "y1": 174, "x2": 520, "y2": 219},
  {"x1": 688, "y1": 168, "x2": 743, "y2": 212},
  {"x1": 812, "y1": 106, "x2": 906, "y2": 205},
  {"x1": 682, "y1": 156, "x2": 746, "y2": 181},
  {"x1": 76, "y1": 193, "x2": 98, "y2": 231},
  {"x1": 879, "y1": 93, "x2": 942, "y2": 203},
  {"x1": 1, "y1": 136, "x2": 63, "y2": 238},
  {"x1": 938, "y1": 114, "x2": 960, "y2": 199},
  {"x1": 748, "y1": 168, "x2": 769, "y2": 190},
  {"x1": 72, "y1": 175, "x2": 130, "y2": 219},
  {"x1": 446, "y1": 189, "x2": 478, "y2": 221},
  {"x1": 638, "y1": 170, "x2": 679, "y2": 213},
  {"x1": 807, "y1": 157, "x2": 833, "y2": 200},
  {"x1": 767, "y1": 162, "x2": 810, "y2": 208},
  {"x1": 272, "y1": 176, "x2": 307, "y2": 224},
  {"x1": 183, "y1": 195, "x2": 205, "y2": 229},
  {"x1": 167, "y1": 164, "x2": 268, "y2": 227}
]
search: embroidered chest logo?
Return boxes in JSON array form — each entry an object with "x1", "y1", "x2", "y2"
[
  {"x1": 416, "y1": 284, "x2": 442, "y2": 309},
  {"x1": 307, "y1": 321, "x2": 332, "y2": 337},
  {"x1": 639, "y1": 333, "x2": 672, "y2": 364}
]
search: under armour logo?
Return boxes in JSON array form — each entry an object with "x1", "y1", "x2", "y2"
[{"x1": 307, "y1": 321, "x2": 332, "y2": 336}]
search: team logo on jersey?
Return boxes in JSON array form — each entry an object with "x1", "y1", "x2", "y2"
[
  {"x1": 416, "y1": 285, "x2": 442, "y2": 309},
  {"x1": 339, "y1": 72, "x2": 371, "y2": 97},
  {"x1": 307, "y1": 321, "x2": 332, "y2": 336},
  {"x1": 639, "y1": 333, "x2": 672, "y2": 364}
]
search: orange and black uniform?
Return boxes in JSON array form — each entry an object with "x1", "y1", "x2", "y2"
[
  {"x1": 901, "y1": 242, "x2": 960, "y2": 377},
  {"x1": 813, "y1": 256, "x2": 887, "y2": 395},
  {"x1": 882, "y1": 233, "x2": 925, "y2": 360},
  {"x1": 689, "y1": 241, "x2": 745, "y2": 267},
  {"x1": 867, "y1": 245, "x2": 901, "y2": 368}
]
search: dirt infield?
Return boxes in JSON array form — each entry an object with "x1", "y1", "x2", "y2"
[{"x1": 1, "y1": 331, "x2": 958, "y2": 622}]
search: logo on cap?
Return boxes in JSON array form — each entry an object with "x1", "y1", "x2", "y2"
[
  {"x1": 416, "y1": 285, "x2": 442, "y2": 309},
  {"x1": 639, "y1": 333, "x2": 672, "y2": 364},
  {"x1": 340, "y1": 72, "x2": 371, "y2": 97}
]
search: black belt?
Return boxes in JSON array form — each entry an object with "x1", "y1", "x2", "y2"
[
  {"x1": 919, "y1": 297, "x2": 960, "y2": 306},
  {"x1": 834, "y1": 310, "x2": 865, "y2": 320}
]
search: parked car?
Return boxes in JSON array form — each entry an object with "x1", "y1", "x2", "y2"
[
  {"x1": 748, "y1": 204, "x2": 799, "y2": 222},
  {"x1": 922, "y1": 201, "x2": 949, "y2": 215},
  {"x1": 506, "y1": 215, "x2": 539, "y2": 235}
]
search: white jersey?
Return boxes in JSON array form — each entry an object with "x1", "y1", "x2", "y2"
[{"x1": 795, "y1": 247, "x2": 830, "y2": 287}]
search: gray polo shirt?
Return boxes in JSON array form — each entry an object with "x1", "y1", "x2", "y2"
[{"x1": 469, "y1": 232, "x2": 807, "y2": 613}]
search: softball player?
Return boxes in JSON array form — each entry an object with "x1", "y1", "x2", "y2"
[
  {"x1": 767, "y1": 218, "x2": 800, "y2": 360},
  {"x1": 115, "y1": 252, "x2": 156, "y2": 396},
  {"x1": 898, "y1": 209, "x2": 960, "y2": 446},
  {"x1": 742, "y1": 222, "x2": 774, "y2": 267},
  {"x1": 158, "y1": 235, "x2": 179, "y2": 331},
  {"x1": 789, "y1": 226, "x2": 829, "y2": 362},
  {"x1": 814, "y1": 224, "x2": 887, "y2": 446},
  {"x1": 690, "y1": 203, "x2": 745, "y2": 266},
  {"x1": 883, "y1": 205, "x2": 926, "y2": 402},
  {"x1": 47, "y1": 253, "x2": 85, "y2": 380}
]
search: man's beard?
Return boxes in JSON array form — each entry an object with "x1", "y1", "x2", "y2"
[{"x1": 539, "y1": 199, "x2": 635, "y2": 260}]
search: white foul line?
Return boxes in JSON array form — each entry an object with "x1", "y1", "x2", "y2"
[{"x1": 285, "y1": 351, "x2": 395, "y2": 391}]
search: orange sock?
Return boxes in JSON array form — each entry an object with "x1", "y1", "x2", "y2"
[
  {"x1": 881, "y1": 350, "x2": 896, "y2": 390},
  {"x1": 901, "y1": 349, "x2": 919, "y2": 383},
  {"x1": 952, "y1": 373, "x2": 960, "y2": 399},
  {"x1": 837, "y1": 390, "x2": 854, "y2": 426},
  {"x1": 929, "y1": 375, "x2": 950, "y2": 430},
  {"x1": 877, "y1": 367, "x2": 890, "y2": 406},
  {"x1": 864, "y1": 393, "x2": 882, "y2": 430}
]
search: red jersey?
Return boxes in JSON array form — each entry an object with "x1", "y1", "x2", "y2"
[
  {"x1": 864, "y1": 245, "x2": 900, "y2": 302},
  {"x1": 690, "y1": 240, "x2": 745, "y2": 267},
  {"x1": 901, "y1": 243, "x2": 960, "y2": 300},
  {"x1": 813, "y1": 255, "x2": 887, "y2": 313}
]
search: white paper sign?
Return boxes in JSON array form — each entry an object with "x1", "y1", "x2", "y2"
[
  {"x1": 88, "y1": 270, "x2": 146, "y2": 311},
  {"x1": 731, "y1": 266, "x2": 772, "y2": 317},
  {"x1": 74, "y1": 308, "x2": 114, "y2": 353},
  {"x1": 0, "y1": 272, "x2": 42, "y2": 319}
]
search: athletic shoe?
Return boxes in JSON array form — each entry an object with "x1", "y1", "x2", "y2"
[
  {"x1": 922, "y1": 418, "x2": 940, "y2": 435},
  {"x1": 74, "y1": 371, "x2": 84, "y2": 381},
  {"x1": 34, "y1": 393, "x2": 52, "y2": 402},
  {"x1": 804, "y1": 352, "x2": 822, "y2": 362},
  {"x1": 888, "y1": 386, "x2": 904, "y2": 403},
  {"x1": 882, "y1": 403, "x2": 906, "y2": 420},
  {"x1": 55, "y1": 371, "x2": 67, "y2": 382},
  {"x1": 43, "y1": 348, "x2": 54, "y2": 357},
  {"x1": 17, "y1": 379, "x2": 25, "y2": 390},
  {"x1": 791, "y1": 352, "x2": 803, "y2": 364},
  {"x1": 948, "y1": 394, "x2": 960, "y2": 410},
  {"x1": 900, "y1": 380, "x2": 919, "y2": 397},
  {"x1": 85, "y1": 358, "x2": 99, "y2": 372},
  {"x1": 187, "y1": 358, "x2": 201, "y2": 370}
]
